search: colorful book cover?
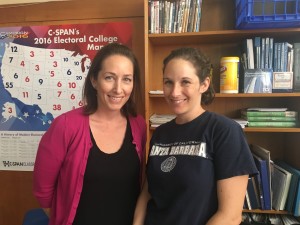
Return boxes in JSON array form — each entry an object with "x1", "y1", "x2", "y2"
[{"x1": 243, "y1": 69, "x2": 272, "y2": 93}]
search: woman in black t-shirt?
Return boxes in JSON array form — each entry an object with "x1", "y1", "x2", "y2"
[{"x1": 133, "y1": 47, "x2": 258, "y2": 225}]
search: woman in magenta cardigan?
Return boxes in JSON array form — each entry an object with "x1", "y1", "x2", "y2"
[{"x1": 33, "y1": 43, "x2": 146, "y2": 225}]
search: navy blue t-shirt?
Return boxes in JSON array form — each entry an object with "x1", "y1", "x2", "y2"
[{"x1": 145, "y1": 111, "x2": 258, "y2": 225}]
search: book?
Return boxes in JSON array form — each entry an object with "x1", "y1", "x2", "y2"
[
  {"x1": 149, "y1": 90, "x2": 163, "y2": 94},
  {"x1": 245, "y1": 107, "x2": 288, "y2": 111},
  {"x1": 187, "y1": 0, "x2": 195, "y2": 32},
  {"x1": 251, "y1": 152, "x2": 272, "y2": 210},
  {"x1": 269, "y1": 214, "x2": 284, "y2": 225},
  {"x1": 194, "y1": 0, "x2": 202, "y2": 32},
  {"x1": 149, "y1": 113, "x2": 176, "y2": 127},
  {"x1": 254, "y1": 37, "x2": 261, "y2": 69},
  {"x1": 233, "y1": 118, "x2": 248, "y2": 128},
  {"x1": 268, "y1": 37, "x2": 274, "y2": 70},
  {"x1": 265, "y1": 37, "x2": 269, "y2": 69},
  {"x1": 281, "y1": 214, "x2": 300, "y2": 225},
  {"x1": 242, "y1": 116, "x2": 298, "y2": 122},
  {"x1": 252, "y1": 173, "x2": 265, "y2": 209},
  {"x1": 245, "y1": 190, "x2": 252, "y2": 210},
  {"x1": 247, "y1": 121, "x2": 299, "y2": 128},
  {"x1": 241, "y1": 110, "x2": 298, "y2": 118},
  {"x1": 246, "y1": 38, "x2": 254, "y2": 69},
  {"x1": 251, "y1": 145, "x2": 272, "y2": 210},
  {"x1": 275, "y1": 161, "x2": 300, "y2": 216},
  {"x1": 272, "y1": 71, "x2": 293, "y2": 93},
  {"x1": 261, "y1": 37, "x2": 265, "y2": 69},
  {"x1": 242, "y1": 69, "x2": 272, "y2": 93},
  {"x1": 271, "y1": 163, "x2": 292, "y2": 210},
  {"x1": 293, "y1": 43, "x2": 300, "y2": 92},
  {"x1": 247, "y1": 177, "x2": 260, "y2": 209}
]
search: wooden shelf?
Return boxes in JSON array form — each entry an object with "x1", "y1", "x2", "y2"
[
  {"x1": 243, "y1": 209, "x2": 290, "y2": 215},
  {"x1": 244, "y1": 127, "x2": 300, "y2": 133},
  {"x1": 144, "y1": 0, "x2": 300, "y2": 217},
  {"x1": 148, "y1": 28, "x2": 300, "y2": 45}
]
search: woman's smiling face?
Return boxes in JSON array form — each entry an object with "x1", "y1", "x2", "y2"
[
  {"x1": 163, "y1": 58, "x2": 209, "y2": 122},
  {"x1": 92, "y1": 54, "x2": 134, "y2": 112}
]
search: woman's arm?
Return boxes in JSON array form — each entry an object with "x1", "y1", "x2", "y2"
[
  {"x1": 206, "y1": 175, "x2": 249, "y2": 225},
  {"x1": 33, "y1": 115, "x2": 68, "y2": 208},
  {"x1": 133, "y1": 178, "x2": 151, "y2": 225}
]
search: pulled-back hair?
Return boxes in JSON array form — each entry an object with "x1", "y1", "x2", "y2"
[
  {"x1": 82, "y1": 42, "x2": 141, "y2": 117},
  {"x1": 162, "y1": 47, "x2": 215, "y2": 105}
]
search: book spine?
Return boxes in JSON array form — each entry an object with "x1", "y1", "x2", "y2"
[
  {"x1": 274, "y1": 43, "x2": 278, "y2": 72},
  {"x1": 242, "y1": 111, "x2": 298, "y2": 117},
  {"x1": 159, "y1": 0, "x2": 163, "y2": 33},
  {"x1": 243, "y1": 116, "x2": 298, "y2": 122},
  {"x1": 177, "y1": 0, "x2": 185, "y2": 33},
  {"x1": 277, "y1": 42, "x2": 281, "y2": 72},
  {"x1": 253, "y1": 172, "x2": 265, "y2": 209},
  {"x1": 268, "y1": 38, "x2": 273, "y2": 70},
  {"x1": 195, "y1": 0, "x2": 202, "y2": 32},
  {"x1": 261, "y1": 37, "x2": 265, "y2": 69},
  {"x1": 150, "y1": 0, "x2": 154, "y2": 34},
  {"x1": 153, "y1": 0, "x2": 159, "y2": 34},
  {"x1": 265, "y1": 37, "x2": 269, "y2": 69},
  {"x1": 247, "y1": 121, "x2": 299, "y2": 128},
  {"x1": 253, "y1": 155, "x2": 272, "y2": 210},
  {"x1": 254, "y1": 37, "x2": 261, "y2": 69},
  {"x1": 247, "y1": 177, "x2": 260, "y2": 209},
  {"x1": 294, "y1": 185, "x2": 300, "y2": 216},
  {"x1": 293, "y1": 43, "x2": 300, "y2": 92}
]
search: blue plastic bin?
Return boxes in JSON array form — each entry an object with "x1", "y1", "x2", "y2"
[{"x1": 236, "y1": 0, "x2": 300, "y2": 29}]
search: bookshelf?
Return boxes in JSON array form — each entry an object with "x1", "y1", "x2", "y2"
[{"x1": 144, "y1": 0, "x2": 300, "y2": 215}]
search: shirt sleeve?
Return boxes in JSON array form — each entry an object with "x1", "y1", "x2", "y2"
[
  {"x1": 212, "y1": 118, "x2": 258, "y2": 180},
  {"x1": 33, "y1": 114, "x2": 69, "y2": 207}
]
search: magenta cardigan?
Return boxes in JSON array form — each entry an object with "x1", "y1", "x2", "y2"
[{"x1": 33, "y1": 107, "x2": 146, "y2": 225}]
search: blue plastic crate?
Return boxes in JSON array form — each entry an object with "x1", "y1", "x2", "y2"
[{"x1": 236, "y1": 0, "x2": 300, "y2": 29}]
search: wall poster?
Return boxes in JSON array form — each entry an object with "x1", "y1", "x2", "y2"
[{"x1": 0, "y1": 22, "x2": 132, "y2": 171}]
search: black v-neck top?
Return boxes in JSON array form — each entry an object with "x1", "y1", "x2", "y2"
[{"x1": 73, "y1": 120, "x2": 140, "y2": 225}]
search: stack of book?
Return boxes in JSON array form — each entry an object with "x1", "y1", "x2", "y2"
[
  {"x1": 149, "y1": 113, "x2": 176, "y2": 128},
  {"x1": 148, "y1": 0, "x2": 202, "y2": 34},
  {"x1": 242, "y1": 212, "x2": 300, "y2": 225},
  {"x1": 243, "y1": 144, "x2": 300, "y2": 218},
  {"x1": 240, "y1": 37, "x2": 298, "y2": 93},
  {"x1": 241, "y1": 108, "x2": 299, "y2": 128}
]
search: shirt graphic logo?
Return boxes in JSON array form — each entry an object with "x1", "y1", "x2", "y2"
[{"x1": 161, "y1": 156, "x2": 177, "y2": 172}]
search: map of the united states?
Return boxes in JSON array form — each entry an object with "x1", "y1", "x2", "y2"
[{"x1": 0, "y1": 42, "x2": 91, "y2": 131}]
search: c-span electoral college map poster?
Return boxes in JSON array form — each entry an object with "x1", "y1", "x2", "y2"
[{"x1": 0, "y1": 22, "x2": 132, "y2": 171}]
